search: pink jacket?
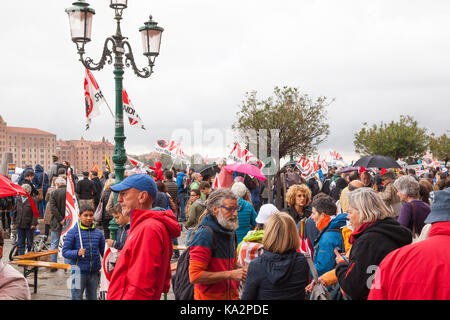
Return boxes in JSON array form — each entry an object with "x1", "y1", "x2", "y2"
[{"x1": 0, "y1": 261, "x2": 31, "y2": 300}]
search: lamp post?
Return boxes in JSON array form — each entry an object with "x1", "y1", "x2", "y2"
[{"x1": 65, "y1": 0, "x2": 163, "y2": 184}]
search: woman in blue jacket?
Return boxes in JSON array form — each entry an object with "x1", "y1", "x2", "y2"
[
  {"x1": 231, "y1": 182, "x2": 257, "y2": 244},
  {"x1": 310, "y1": 195, "x2": 347, "y2": 277},
  {"x1": 62, "y1": 204, "x2": 105, "y2": 300}
]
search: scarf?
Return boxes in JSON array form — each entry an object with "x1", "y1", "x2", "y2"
[
  {"x1": 316, "y1": 214, "x2": 332, "y2": 232},
  {"x1": 349, "y1": 221, "x2": 376, "y2": 244}
]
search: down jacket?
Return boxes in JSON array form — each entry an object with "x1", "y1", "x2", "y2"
[{"x1": 62, "y1": 221, "x2": 105, "y2": 273}]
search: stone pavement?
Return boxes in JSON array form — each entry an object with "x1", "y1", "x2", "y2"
[{"x1": 1, "y1": 218, "x2": 189, "y2": 300}]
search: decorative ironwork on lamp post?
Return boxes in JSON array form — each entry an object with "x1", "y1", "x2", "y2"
[{"x1": 65, "y1": 0, "x2": 163, "y2": 184}]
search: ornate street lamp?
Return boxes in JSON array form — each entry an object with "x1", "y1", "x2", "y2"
[{"x1": 65, "y1": 0, "x2": 163, "y2": 184}]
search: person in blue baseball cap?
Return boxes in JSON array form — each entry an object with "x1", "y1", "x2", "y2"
[{"x1": 107, "y1": 174, "x2": 181, "y2": 300}]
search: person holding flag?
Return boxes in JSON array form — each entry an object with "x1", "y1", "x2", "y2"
[
  {"x1": 48, "y1": 177, "x2": 68, "y2": 268},
  {"x1": 62, "y1": 204, "x2": 105, "y2": 300}
]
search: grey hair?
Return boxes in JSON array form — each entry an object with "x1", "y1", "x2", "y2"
[
  {"x1": 55, "y1": 177, "x2": 67, "y2": 186},
  {"x1": 347, "y1": 187, "x2": 395, "y2": 223},
  {"x1": 393, "y1": 176, "x2": 419, "y2": 198},
  {"x1": 21, "y1": 184, "x2": 32, "y2": 193},
  {"x1": 196, "y1": 188, "x2": 238, "y2": 226}
]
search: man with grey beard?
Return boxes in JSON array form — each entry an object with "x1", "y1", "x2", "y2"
[{"x1": 188, "y1": 188, "x2": 247, "y2": 300}]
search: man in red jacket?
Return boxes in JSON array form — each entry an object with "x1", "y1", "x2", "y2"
[
  {"x1": 368, "y1": 187, "x2": 450, "y2": 300},
  {"x1": 106, "y1": 174, "x2": 181, "y2": 300}
]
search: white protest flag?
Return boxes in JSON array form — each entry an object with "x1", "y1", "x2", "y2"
[
  {"x1": 123, "y1": 89, "x2": 146, "y2": 130},
  {"x1": 58, "y1": 168, "x2": 80, "y2": 258},
  {"x1": 84, "y1": 68, "x2": 110, "y2": 130}
]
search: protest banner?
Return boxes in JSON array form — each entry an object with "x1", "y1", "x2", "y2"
[
  {"x1": 58, "y1": 169, "x2": 79, "y2": 258},
  {"x1": 228, "y1": 142, "x2": 263, "y2": 169}
]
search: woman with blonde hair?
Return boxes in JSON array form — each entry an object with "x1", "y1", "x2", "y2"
[
  {"x1": 334, "y1": 187, "x2": 411, "y2": 300},
  {"x1": 241, "y1": 212, "x2": 310, "y2": 300},
  {"x1": 285, "y1": 184, "x2": 312, "y2": 224}
]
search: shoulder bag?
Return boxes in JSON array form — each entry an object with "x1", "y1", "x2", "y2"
[{"x1": 303, "y1": 252, "x2": 330, "y2": 300}]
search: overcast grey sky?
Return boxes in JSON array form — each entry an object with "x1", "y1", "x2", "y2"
[{"x1": 1, "y1": 0, "x2": 449, "y2": 163}]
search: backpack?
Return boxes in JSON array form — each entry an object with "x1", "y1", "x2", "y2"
[
  {"x1": 56, "y1": 163, "x2": 67, "y2": 175},
  {"x1": 171, "y1": 225, "x2": 216, "y2": 300},
  {"x1": 182, "y1": 175, "x2": 189, "y2": 190}
]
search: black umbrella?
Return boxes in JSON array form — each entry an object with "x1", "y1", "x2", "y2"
[
  {"x1": 353, "y1": 155, "x2": 401, "y2": 169},
  {"x1": 198, "y1": 163, "x2": 220, "y2": 177},
  {"x1": 281, "y1": 161, "x2": 298, "y2": 170}
]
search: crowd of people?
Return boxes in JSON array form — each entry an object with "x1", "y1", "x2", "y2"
[{"x1": 0, "y1": 154, "x2": 449, "y2": 301}]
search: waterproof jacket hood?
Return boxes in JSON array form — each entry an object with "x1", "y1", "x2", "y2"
[{"x1": 260, "y1": 250, "x2": 298, "y2": 285}]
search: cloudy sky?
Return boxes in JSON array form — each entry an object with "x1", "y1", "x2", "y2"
[{"x1": 1, "y1": 0, "x2": 449, "y2": 164}]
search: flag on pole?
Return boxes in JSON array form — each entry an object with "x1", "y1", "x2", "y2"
[
  {"x1": 105, "y1": 154, "x2": 112, "y2": 172},
  {"x1": 84, "y1": 69, "x2": 108, "y2": 130},
  {"x1": 58, "y1": 168, "x2": 80, "y2": 258},
  {"x1": 123, "y1": 89, "x2": 146, "y2": 130}
]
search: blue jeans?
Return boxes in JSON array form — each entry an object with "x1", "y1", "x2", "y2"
[
  {"x1": 51, "y1": 231, "x2": 61, "y2": 263},
  {"x1": 178, "y1": 193, "x2": 188, "y2": 221},
  {"x1": 38, "y1": 200, "x2": 46, "y2": 218},
  {"x1": 17, "y1": 228, "x2": 34, "y2": 255},
  {"x1": 71, "y1": 269, "x2": 100, "y2": 300}
]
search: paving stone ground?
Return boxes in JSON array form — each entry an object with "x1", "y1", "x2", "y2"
[{"x1": 1, "y1": 219, "x2": 188, "y2": 300}]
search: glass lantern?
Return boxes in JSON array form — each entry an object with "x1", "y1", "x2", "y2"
[
  {"x1": 110, "y1": 0, "x2": 128, "y2": 9},
  {"x1": 65, "y1": 1, "x2": 95, "y2": 44},
  {"x1": 139, "y1": 16, "x2": 164, "y2": 57}
]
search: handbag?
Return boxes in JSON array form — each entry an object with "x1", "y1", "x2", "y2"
[
  {"x1": 36, "y1": 174, "x2": 46, "y2": 202},
  {"x1": 303, "y1": 252, "x2": 330, "y2": 300},
  {"x1": 94, "y1": 190, "x2": 105, "y2": 222}
]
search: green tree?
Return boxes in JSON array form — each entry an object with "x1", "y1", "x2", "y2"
[
  {"x1": 353, "y1": 115, "x2": 429, "y2": 161},
  {"x1": 429, "y1": 132, "x2": 450, "y2": 166},
  {"x1": 232, "y1": 86, "x2": 332, "y2": 161},
  {"x1": 232, "y1": 86, "x2": 332, "y2": 208}
]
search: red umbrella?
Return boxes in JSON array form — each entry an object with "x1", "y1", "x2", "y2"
[
  {"x1": 224, "y1": 163, "x2": 266, "y2": 182},
  {"x1": 0, "y1": 174, "x2": 40, "y2": 218}
]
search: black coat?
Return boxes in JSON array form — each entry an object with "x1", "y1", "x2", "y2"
[
  {"x1": 13, "y1": 196, "x2": 38, "y2": 229},
  {"x1": 49, "y1": 186, "x2": 67, "y2": 232},
  {"x1": 241, "y1": 250, "x2": 310, "y2": 300},
  {"x1": 335, "y1": 217, "x2": 412, "y2": 300},
  {"x1": 287, "y1": 205, "x2": 312, "y2": 225},
  {"x1": 76, "y1": 178, "x2": 95, "y2": 200}
]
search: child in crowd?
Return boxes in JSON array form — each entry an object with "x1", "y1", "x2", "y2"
[
  {"x1": 106, "y1": 203, "x2": 130, "y2": 250},
  {"x1": 62, "y1": 204, "x2": 105, "y2": 300}
]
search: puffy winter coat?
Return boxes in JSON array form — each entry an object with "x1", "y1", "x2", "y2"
[
  {"x1": 368, "y1": 221, "x2": 450, "y2": 300},
  {"x1": 241, "y1": 250, "x2": 310, "y2": 300},
  {"x1": 235, "y1": 198, "x2": 257, "y2": 244},
  {"x1": 13, "y1": 197, "x2": 38, "y2": 229},
  {"x1": 62, "y1": 221, "x2": 105, "y2": 273},
  {"x1": 335, "y1": 217, "x2": 412, "y2": 300},
  {"x1": 189, "y1": 213, "x2": 239, "y2": 300},
  {"x1": 313, "y1": 214, "x2": 348, "y2": 277},
  {"x1": 107, "y1": 208, "x2": 181, "y2": 300}
]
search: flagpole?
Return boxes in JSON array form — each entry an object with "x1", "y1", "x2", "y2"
[{"x1": 77, "y1": 221, "x2": 85, "y2": 258}]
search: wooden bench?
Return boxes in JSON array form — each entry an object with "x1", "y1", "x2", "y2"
[
  {"x1": 12, "y1": 249, "x2": 59, "y2": 261},
  {"x1": 173, "y1": 245, "x2": 187, "y2": 251},
  {"x1": 10, "y1": 260, "x2": 71, "y2": 294}
]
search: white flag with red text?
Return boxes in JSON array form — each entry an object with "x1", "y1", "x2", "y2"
[
  {"x1": 84, "y1": 69, "x2": 107, "y2": 130},
  {"x1": 123, "y1": 89, "x2": 146, "y2": 130}
]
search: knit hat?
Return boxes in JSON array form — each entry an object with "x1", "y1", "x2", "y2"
[
  {"x1": 424, "y1": 188, "x2": 450, "y2": 224},
  {"x1": 255, "y1": 204, "x2": 279, "y2": 225},
  {"x1": 231, "y1": 181, "x2": 248, "y2": 198}
]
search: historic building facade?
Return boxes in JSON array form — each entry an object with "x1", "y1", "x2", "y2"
[
  {"x1": 0, "y1": 115, "x2": 57, "y2": 171},
  {"x1": 56, "y1": 137, "x2": 115, "y2": 174}
]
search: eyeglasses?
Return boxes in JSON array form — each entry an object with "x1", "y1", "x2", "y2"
[{"x1": 220, "y1": 205, "x2": 242, "y2": 212}]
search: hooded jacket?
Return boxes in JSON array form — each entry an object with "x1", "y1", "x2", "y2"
[
  {"x1": 176, "y1": 172, "x2": 186, "y2": 194},
  {"x1": 313, "y1": 214, "x2": 348, "y2": 277},
  {"x1": 107, "y1": 208, "x2": 181, "y2": 300},
  {"x1": 235, "y1": 198, "x2": 257, "y2": 244},
  {"x1": 62, "y1": 221, "x2": 105, "y2": 273},
  {"x1": 336, "y1": 217, "x2": 412, "y2": 300},
  {"x1": 368, "y1": 221, "x2": 450, "y2": 300},
  {"x1": 32, "y1": 165, "x2": 49, "y2": 198},
  {"x1": 150, "y1": 161, "x2": 164, "y2": 182},
  {"x1": 241, "y1": 250, "x2": 310, "y2": 300},
  {"x1": 189, "y1": 213, "x2": 239, "y2": 300}
]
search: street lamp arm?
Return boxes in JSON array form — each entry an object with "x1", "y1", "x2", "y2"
[
  {"x1": 78, "y1": 37, "x2": 115, "y2": 71},
  {"x1": 122, "y1": 40, "x2": 153, "y2": 78}
]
